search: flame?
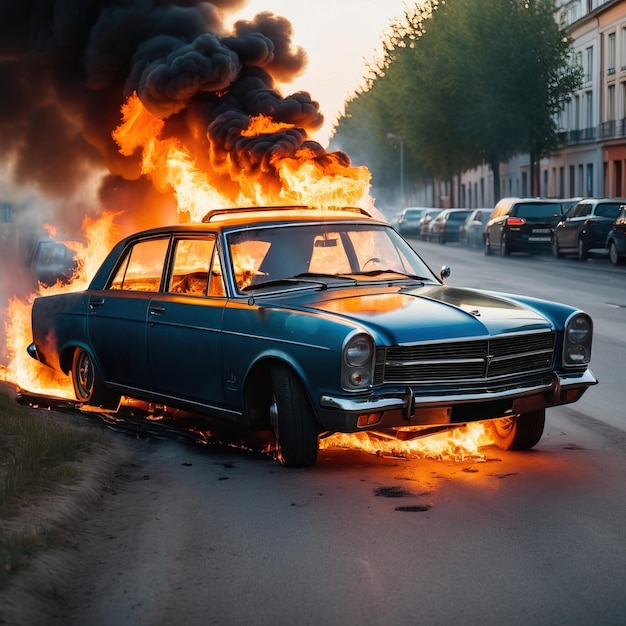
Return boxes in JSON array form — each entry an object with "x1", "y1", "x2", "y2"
[
  {"x1": 320, "y1": 423, "x2": 494, "y2": 461},
  {"x1": 112, "y1": 93, "x2": 373, "y2": 222},
  {"x1": 1, "y1": 213, "x2": 119, "y2": 396},
  {"x1": 241, "y1": 114, "x2": 294, "y2": 136},
  {"x1": 43, "y1": 223, "x2": 57, "y2": 238}
]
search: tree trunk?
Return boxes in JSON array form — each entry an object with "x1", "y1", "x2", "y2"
[{"x1": 490, "y1": 153, "x2": 501, "y2": 202}]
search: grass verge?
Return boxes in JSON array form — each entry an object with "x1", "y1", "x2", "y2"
[{"x1": 0, "y1": 390, "x2": 107, "y2": 584}]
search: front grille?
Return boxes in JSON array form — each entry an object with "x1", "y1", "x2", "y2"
[{"x1": 375, "y1": 332, "x2": 555, "y2": 384}]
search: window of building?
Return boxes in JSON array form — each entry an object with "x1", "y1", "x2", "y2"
[
  {"x1": 608, "y1": 32, "x2": 616, "y2": 75},
  {"x1": 586, "y1": 163, "x2": 594, "y2": 196},
  {"x1": 608, "y1": 84, "x2": 616, "y2": 121},
  {"x1": 585, "y1": 46, "x2": 593, "y2": 82}
]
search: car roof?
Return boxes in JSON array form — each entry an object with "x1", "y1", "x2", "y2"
[{"x1": 120, "y1": 206, "x2": 384, "y2": 239}]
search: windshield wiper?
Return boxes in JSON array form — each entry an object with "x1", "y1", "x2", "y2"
[
  {"x1": 242, "y1": 275, "x2": 331, "y2": 291},
  {"x1": 292, "y1": 272, "x2": 358, "y2": 281},
  {"x1": 349, "y1": 269, "x2": 429, "y2": 281}
]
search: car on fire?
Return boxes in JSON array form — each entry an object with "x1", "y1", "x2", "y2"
[{"x1": 27, "y1": 206, "x2": 597, "y2": 467}]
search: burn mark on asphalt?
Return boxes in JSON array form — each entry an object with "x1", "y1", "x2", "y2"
[
  {"x1": 374, "y1": 486, "x2": 412, "y2": 498},
  {"x1": 395, "y1": 505, "x2": 430, "y2": 512}
]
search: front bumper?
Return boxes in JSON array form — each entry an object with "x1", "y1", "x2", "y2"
[{"x1": 317, "y1": 369, "x2": 597, "y2": 432}]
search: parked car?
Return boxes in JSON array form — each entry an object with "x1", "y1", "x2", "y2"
[
  {"x1": 460, "y1": 208, "x2": 493, "y2": 247},
  {"x1": 396, "y1": 207, "x2": 428, "y2": 237},
  {"x1": 27, "y1": 206, "x2": 596, "y2": 467},
  {"x1": 28, "y1": 238, "x2": 78, "y2": 287},
  {"x1": 484, "y1": 198, "x2": 563, "y2": 256},
  {"x1": 552, "y1": 198, "x2": 625, "y2": 260},
  {"x1": 418, "y1": 209, "x2": 442, "y2": 240},
  {"x1": 428, "y1": 209, "x2": 472, "y2": 244},
  {"x1": 606, "y1": 205, "x2": 626, "y2": 265}
]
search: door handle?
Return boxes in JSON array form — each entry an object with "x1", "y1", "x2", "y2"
[
  {"x1": 89, "y1": 298, "x2": 105, "y2": 308},
  {"x1": 149, "y1": 305, "x2": 166, "y2": 315}
]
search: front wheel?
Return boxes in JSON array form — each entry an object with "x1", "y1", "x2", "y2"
[
  {"x1": 72, "y1": 348, "x2": 120, "y2": 409},
  {"x1": 270, "y1": 363, "x2": 319, "y2": 467},
  {"x1": 552, "y1": 236, "x2": 563, "y2": 258},
  {"x1": 609, "y1": 241, "x2": 623, "y2": 265},
  {"x1": 489, "y1": 410, "x2": 545, "y2": 451}
]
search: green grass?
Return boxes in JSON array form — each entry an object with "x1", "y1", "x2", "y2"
[{"x1": 0, "y1": 390, "x2": 107, "y2": 583}]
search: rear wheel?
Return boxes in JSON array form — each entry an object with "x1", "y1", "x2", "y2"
[
  {"x1": 499, "y1": 233, "x2": 510, "y2": 256},
  {"x1": 71, "y1": 348, "x2": 120, "y2": 409},
  {"x1": 609, "y1": 241, "x2": 623, "y2": 265},
  {"x1": 484, "y1": 235, "x2": 492, "y2": 256},
  {"x1": 270, "y1": 363, "x2": 319, "y2": 467},
  {"x1": 577, "y1": 238, "x2": 588, "y2": 261},
  {"x1": 489, "y1": 410, "x2": 545, "y2": 450}
]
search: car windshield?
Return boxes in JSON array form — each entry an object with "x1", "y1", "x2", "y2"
[{"x1": 227, "y1": 223, "x2": 436, "y2": 292}]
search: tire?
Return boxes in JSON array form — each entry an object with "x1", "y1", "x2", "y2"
[
  {"x1": 270, "y1": 363, "x2": 319, "y2": 467},
  {"x1": 577, "y1": 238, "x2": 588, "y2": 261},
  {"x1": 609, "y1": 241, "x2": 623, "y2": 265},
  {"x1": 71, "y1": 348, "x2": 120, "y2": 409},
  {"x1": 489, "y1": 410, "x2": 545, "y2": 451},
  {"x1": 552, "y1": 236, "x2": 563, "y2": 258},
  {"x1": 499, "y1": 233, "x2": 510, "y2": 256},
  {"x1": 484, "y1": 235, "x2": 492, "y2": 256}
]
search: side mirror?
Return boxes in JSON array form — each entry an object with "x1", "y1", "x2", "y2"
[{"x1": 440, "y1": 265, "x2": 451, "y2": 281}]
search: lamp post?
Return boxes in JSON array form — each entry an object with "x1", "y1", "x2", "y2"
[{"x1": 387, "y1": 132, "x2": 405, "y2": 209}]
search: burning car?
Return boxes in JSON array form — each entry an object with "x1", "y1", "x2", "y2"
[{"x1": 26, "y1": 206, "x2": 597, "y2": 467}]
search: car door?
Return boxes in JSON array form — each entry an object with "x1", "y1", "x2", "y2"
[
  {"x1": 558, "y1": 202, "x2": 591, "y2": 250},
  {"x1": 146, "y1": 235, "x2": 226, "y2": 406},
  {"x1": 87, "y1": 236, "x2": 170, "y2": 390}
]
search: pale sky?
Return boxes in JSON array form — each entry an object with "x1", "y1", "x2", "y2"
[{"x1": 230, "y1": 0, "x2": 411, "y2": 146}]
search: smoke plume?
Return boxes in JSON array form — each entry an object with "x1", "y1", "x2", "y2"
[{"x1": 0, "y1": 0, "x2": 345, "y2": 224}]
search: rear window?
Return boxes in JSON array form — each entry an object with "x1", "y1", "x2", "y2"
[
  {"x1": 595, "y1": 203, "x2": 623, "y2": 218},
  {"x1": 514, "y1": 203, "x2": 562, "y2": 219},
  {"x1": 448, "y1": 211, "x2": 471, "y2": 222}
]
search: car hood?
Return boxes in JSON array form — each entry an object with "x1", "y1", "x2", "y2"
[{"x1": 296, "y1": 285, "x2": 552, "y2": 343}]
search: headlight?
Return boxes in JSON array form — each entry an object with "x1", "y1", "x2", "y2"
[
  {"x1": 342, "y1": 332, "x2": 374, "y2": 390},
  {"x1": 345, "y1": 335, "x2": 373, "y2": 366},
  {"x1": 567, "y1": 315, "x2": 591, "y2": 343},
  {"x1": 563, "y1": 313, "x2": 593, "y2": 367}
]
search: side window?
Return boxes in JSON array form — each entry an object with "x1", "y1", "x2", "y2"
[
  {"x1": 109, "y1": 238, "x2": 169, "y2": 292},
  {"x1": 168, "y1": 236, "x2": 225, "y2": 297}
]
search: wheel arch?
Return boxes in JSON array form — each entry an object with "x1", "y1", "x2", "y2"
[{"x1": 242, "y1": 355, "x2": 319, "y2": 430}]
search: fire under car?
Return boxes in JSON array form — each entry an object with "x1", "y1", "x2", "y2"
[{"x1": 27, "y1": 206, "x2": 597, "y2": 467}]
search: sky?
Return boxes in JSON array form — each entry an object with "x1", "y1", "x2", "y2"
[{"x1": 229, "y1": 0, "x2": 412, "y2": 146}]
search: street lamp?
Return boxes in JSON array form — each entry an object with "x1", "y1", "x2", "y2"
[{"x1": 387, "y1": 132, "x2": 405, "y2": 209}]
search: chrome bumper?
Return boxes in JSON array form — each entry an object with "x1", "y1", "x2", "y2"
[{"x1": 320, "y1": 369, "x2": 598, "y2": 415}]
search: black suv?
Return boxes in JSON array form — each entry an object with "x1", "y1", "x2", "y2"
[{"x1": 484, "y1": 198, "x2": 563, "y2": 256}]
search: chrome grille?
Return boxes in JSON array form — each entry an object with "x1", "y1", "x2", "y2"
[{"x1": 376, "y1": 332, "x2": 555, "y2": 384}]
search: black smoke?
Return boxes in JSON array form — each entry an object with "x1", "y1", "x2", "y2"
[{"x1": 0, "y1": 0, "x2": 345, "y2": 219}]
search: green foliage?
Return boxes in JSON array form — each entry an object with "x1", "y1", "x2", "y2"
[{"x1": 331, "y1": 0, "x2": 582, "y2": 201}]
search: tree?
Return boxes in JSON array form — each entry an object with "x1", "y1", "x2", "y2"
[{"x1": 331, "y1": 0, "x2": 582, "y2": 202}]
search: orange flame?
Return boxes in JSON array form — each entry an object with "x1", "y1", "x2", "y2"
[
  {"x1": 321, "y1": 423, "x2": 494, "y2": 461},
  {"x1": 1, "y1": 213, "x2": 119, "y2": 396},
  {"x1": 112, "y1": 93, "x2": 373, "y2": 221}
]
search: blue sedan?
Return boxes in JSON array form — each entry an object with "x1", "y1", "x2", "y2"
[{"x1": 27, "y1": 206, "x2": 597, "y2": 467}]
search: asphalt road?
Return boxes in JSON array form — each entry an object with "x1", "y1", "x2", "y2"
[{"x1": 14, "y1": 240, "x2": 626, "y2": 626}]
